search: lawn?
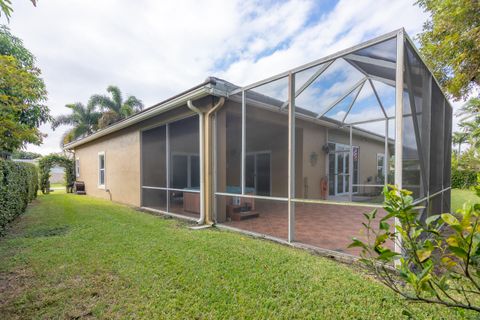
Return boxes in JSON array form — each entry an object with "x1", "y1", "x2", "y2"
[
  {"x1": 49, "y1": 182, "x2": 66, "y2": 189},
  {"x1": 451, "y1": 188, "x2": 479, "y2": 212},
  {"x1": 0, "y1": 192, "x2": 474, "y2": 319}
]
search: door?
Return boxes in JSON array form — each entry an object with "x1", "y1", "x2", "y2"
[
  {"x1": 335, "y1": 151, "x2": 350, "y2": 195},
  {"x1": 245, "y1": 152, "x2": 271, "y2": 196},
  {"x1": 256, "y1": 153, "x2": 271, "y2": 196}
]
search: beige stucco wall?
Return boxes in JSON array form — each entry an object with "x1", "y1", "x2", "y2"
[
  {"x1": 73, "y1": 102, "x2": 201, "y2": 207},
  {"x1": 74, "y1": 129, "x2": 141, "y2": 206}
]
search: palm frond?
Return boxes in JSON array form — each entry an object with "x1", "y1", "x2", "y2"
[
  {"x1": 124, "y1": 95, "x2": 144, "y2": 112},
  {"x1": 89, "y1": 94, "x2": 118, "y2": 113},
  {"x1": 60, "y1": 128, "x2": 75, "y2": 148},
  {"x1": 106, "y1": 85, "x2": 123, "y2": 110},
  {"x1": 52, "y1": 114, "x2": 76, "y2": 129}
]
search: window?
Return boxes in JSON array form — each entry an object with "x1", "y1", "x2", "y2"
[
  {"x1": 75, "y1": 158, "x2": 80, "y2": 178},
  {"x1": 98, "y1": 152, "x2": 105, "y2": 188},
  {"x1": 377, "y1": 153, "x2": 385, "y2": 183},
  {"x1": 171, "y1": 153, "x2": 199, "y2": 190}
]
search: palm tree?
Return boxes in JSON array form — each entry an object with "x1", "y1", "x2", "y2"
[
  {"x1": 52, "y1": 102, "x2": 101, "y2": 147},
  {"x1": 89, "y1": 85, "x2": 144, "y2": 128},
  {"x1": 453, "y1": 131, "x2": 469, "y2": 154}
]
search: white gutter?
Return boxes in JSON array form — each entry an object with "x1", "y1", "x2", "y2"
[
  {"x1": 64, "y1": 85, "x2": 214, "y2": 150},
  {"x1": 187, "y1": 100, "x2": 205, "y2": 225}
]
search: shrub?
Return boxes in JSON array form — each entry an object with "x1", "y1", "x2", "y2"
[
  {"x1": 0, "y1": 159, "x2": 38, "y2": 235},
  {"x1": 351, "y1": 185, "x2": 480, "y2": 313},
  {"x1": 451, "y1": 168, "x2": 477, "y2": 189}
]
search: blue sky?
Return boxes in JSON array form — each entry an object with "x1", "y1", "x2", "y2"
[{"x1": 3, "y1": 0, "x2": 457, "y2": 154}]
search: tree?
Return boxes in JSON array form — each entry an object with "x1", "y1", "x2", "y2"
[
  {"x1": 416, "y1": 0, "x2": 480, "y2": 101},
  {"x1": 0, "y1": 1, "x2": 12, "y2": 22},
  {"x1": 89, "y1": 85, "x2": 144, "y2": 128},
  {"x1": 0, "y1": 55, "x2": 49, "y2": 154},
  {"x1": 0, "y1": 25, "x2": 34, "y2": 68},
  {"x1": 0, "y1": 26, "x2": 50, "y2": 156},
  {"x1": 0, "y1": 0, "x2": 36, "y2": 22},
  {"x1": 453, "y1": 132, "x2": 469, "y2": 155},
  {"x1": 52, "y1": 102, "x2": 101, "y2": 147},
  {"x1": 11, "y1": 150, "x2": 42, "y2": 159},
  {"x1": 350, "y1": 186, "x2": 480, "y2": 314},
  {"x1": 457, "y1": 98, "x2": 480, "y2": 148}
]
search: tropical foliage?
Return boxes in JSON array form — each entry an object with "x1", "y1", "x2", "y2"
[
  {"x1": 350, "y1": 185, "x2": 480, "y2": 313},
  {"x1": 52, "y1": 102, "x2": 101, "y2": 147},
  {"x1": 0, "y1": 25, "x2": 50, "y2": 155},
  {"x1": 0, "y1": 158, "x2": 38, "y2": 235},
  {"x1": 11, "y1": 150, "x2": 42, "y2": 160},
  {"x1": 0, "y1": 0, "x2": 13, "y2": 21},
  {"x1": 89, "y1": 85, "x2": 144, "y2": 128},
  {"x1": 0, "y1": 55, "x2": 50, "y2": 153},
  {"x1": 53, "y1": 86, "x2": 143, "y2": 146},
  {"x1": 416, "y1": 0, "x2": 480, "y2": 101},
  {"x1": 38, "y1": 154, "x2": 74, "y2": 194}
]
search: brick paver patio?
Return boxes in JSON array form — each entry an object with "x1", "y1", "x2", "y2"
[{"x1": 222, "y1": 201, "x2": 390, "y2": 256}]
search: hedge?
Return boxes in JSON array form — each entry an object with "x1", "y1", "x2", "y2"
[
  {"x1": 451, "y1": 169, "x2": 478, "y2": 189},
  {"x1": 0, "y1": 159, "x2": 38, "y2": 236}
]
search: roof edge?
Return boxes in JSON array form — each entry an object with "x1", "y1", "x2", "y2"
[{"x1": 64, "y1": 82, "x2": 216, "y2": 150}]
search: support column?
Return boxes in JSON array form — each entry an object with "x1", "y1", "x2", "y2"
[
  {"x1": 166, "y1": 123, "x2": 170, "y2": 212},
  {"x1": 394, "y1": 30, "x2": 405, "y2": 255},
  {"x1": 384, "y1": 119, "x2": 389, "y2": 189},
  {"x1": 349, "y1": 126, "x2": 353, "y2": 202},
  {"x1": 288, "y1": 72, "x2": 296, "y2": 242},
  {"x1": 241, "y1": 91, "x2": 246, "y2": 195}
]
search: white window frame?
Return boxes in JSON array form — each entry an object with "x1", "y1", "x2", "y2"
[
  {"x1": 98, "y1": 151, "x2": 106, "y2": 189},
  {"x1": 377, "y1": 153, "x2": 385, "y2": 180},
  {"x1": 75, "y1": 158, "x2": 80, "y2": 178}
]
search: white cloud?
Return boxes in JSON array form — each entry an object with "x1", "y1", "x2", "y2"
[{"x1": 4, "y1": 0, "x2": 441, "y2": 155}]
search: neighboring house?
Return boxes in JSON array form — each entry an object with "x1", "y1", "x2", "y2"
[{"x1": 65, "y1": 29, "x2": 452, "y2": 256}]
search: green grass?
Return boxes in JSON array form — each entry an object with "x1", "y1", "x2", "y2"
[
  {"x1": 452, "y1": 188, "x2": 479, "y2": 212},
  {"x1": 49, "y1": 183, "x2": 66, "y2": 189},
  {"x1": 0, "y1": 192, "x2": 474, "y2": 319}
]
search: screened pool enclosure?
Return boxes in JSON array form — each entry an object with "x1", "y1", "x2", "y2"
[{"x1": 141, "y1": 29, "x2": 452, "y2": 256}]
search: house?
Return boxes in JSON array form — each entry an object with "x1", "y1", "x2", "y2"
[{"x1": 65, "y1": 29, "x2": 452, "y2": 256}]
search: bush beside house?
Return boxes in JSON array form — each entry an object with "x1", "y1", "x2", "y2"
[
  {"x1": 451, "y1": 168, "x2": 478, "y2": 189},
  {"x1": 0, "y1": 158, "x2": 38, "y2": 235}
]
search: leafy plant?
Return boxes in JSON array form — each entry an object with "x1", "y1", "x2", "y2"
[
  {"x1": 38, "y1": 154, "x2": 74, "y2": 194},
  {"x1": 0, "y1": 0, "x2": 36, "y2": 22},
  {"x1": 416, "y1": 0, "x2": 480, "y2": 100},
  {"x1": 451, "y1": 167, "x2": 478, "y2": 189},
  {"x1": 11, "y1": 150, "x2": 42, "y2": 160},
  {"x1": 0, "y1": 26, "x2": 50, "y2": 154},
  {"x1": 0, "y1": 158, "x2": 37, "y2": 235},
  {"x1": 350, "y1": 185, "x2": 480, "y2": 312}
]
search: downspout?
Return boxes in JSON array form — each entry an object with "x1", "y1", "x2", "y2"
[
  {"x1": 205, "y1": 97, "x2": 225, "y2": 224},
  {"x1": 187, "y1": 100, "x2": 205, "y2": 225},
  {"x1": 187, "y1": 97, "x2": 225, "y2": 225}
]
